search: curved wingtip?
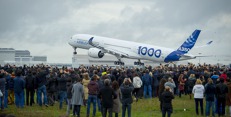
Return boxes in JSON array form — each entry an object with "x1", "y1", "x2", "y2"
[{"x1": 206, "y1": 41, "x2": 213, "y2": 45}]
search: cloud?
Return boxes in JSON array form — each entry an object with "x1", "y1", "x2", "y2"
[{"x1": 0, "y1": 0, "x2": 231, "y2": 64}]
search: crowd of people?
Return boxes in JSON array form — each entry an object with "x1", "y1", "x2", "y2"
[{"x1": 0, "y1": 63, "x2": 231, "y2": 117}]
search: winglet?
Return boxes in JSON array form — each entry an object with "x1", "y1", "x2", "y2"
[{"x1": 206, "y1": 41, "x2": 213, "y2": 45}]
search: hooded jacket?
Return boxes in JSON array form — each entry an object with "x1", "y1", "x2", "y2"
[{"x1": 88, "y1": 80, "x2": 99, "y2": 95}]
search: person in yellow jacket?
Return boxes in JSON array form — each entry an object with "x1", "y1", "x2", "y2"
[
  {"x1": 8, "y1": 72, "x2": 15, "y2": 105},
  {"x1": 82, "y1": 73, "x2": 90, "y2": 106}
]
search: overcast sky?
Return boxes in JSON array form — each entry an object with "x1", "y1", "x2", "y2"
[{"x1": 0, "y1": 0, "x2": 231, "y2": 64}]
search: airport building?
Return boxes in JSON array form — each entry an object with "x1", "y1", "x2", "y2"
[{"x1": 0, "y1": 48, "x2": 47, "y2": 66}]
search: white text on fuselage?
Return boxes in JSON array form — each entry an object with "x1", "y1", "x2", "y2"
[
  {"x1": 178, "y1": 47, "x2": 190, "y2": 53},
  {"x1": 77, "y1": 40, "x2": 88, "y2": 45}
]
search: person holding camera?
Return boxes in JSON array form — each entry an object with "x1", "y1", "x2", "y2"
[
  {"x1": 164, "y1": 78, "x2": 176, "y2": 95},
  {"x1": 161, "y1": 86, "x2": 174, "y2": 117},
  {"x1": 120, "y1": 78, "x2": 134, "y2": 117}
]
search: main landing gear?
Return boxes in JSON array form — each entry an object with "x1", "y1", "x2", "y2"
[
  {"x1": 134, "y1": 59, "x2": 144, "y2": 66},
  {"x1": 114, "y1": 58, "x2": 124, "y2": 65},
  {"x1": 73, "y1": 47, "x2": 77, "y2": 55},
  {"x1": 114, "y1": 61, "x2": 124, "y2": 65}
]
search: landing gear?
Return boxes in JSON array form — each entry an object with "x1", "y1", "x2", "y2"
[
  {"x1": 114, "y1": 58, "x2": 125, "y2": 65},
  {"x1": 114, "y1": 61, "x2": 124, "y2": 65},
  {"x1": 134, "y1": 59, "x2": 144, "y2": 66},
  {"x1": 73, "y1": 47, "x2": 77, "y2": 55}
]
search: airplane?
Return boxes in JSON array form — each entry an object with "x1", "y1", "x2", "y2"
[{"x1": 68, "y1": 29, "x2": 212, "y2": 65}]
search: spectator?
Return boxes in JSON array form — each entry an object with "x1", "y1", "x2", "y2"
[
  {"x1": 0, "y1": 70, "x2": 6, "y2": 110},
  {"x1": 164, "y1": 78, "x2": 176, "y2": 95},
  {"x1": 98, "y1": 79, "x2": 117, "y2": 117},
  {"x1": 8, "y1": 72, "x2": 15, "y2": 105},
  {"x1": 216, "y1": 78, "x2": 228, "y2": 116},
  {"x1": 112, "y1": 81, "x2": 121, "y2": 117},
  {"x1": 161, "y1": 86, "x2": 174, "y2": 117},
  {"x1": 96, "y1": 74, "x2": 104, "y2": 112},
  {"x1": 46, "y1": 72, "x2": 56, "y2": 106},
  {"x1": 152, "y1": 70, "x2": 159, "y2": 98},
  {"x1": 178, "y1": 74, "x2": 186, "y2": 98},
  {"x1": 13, "y1": 69, "x2": 25, "y2": 108},
  {"x1": 34, "y1": 68, "x2": 49, "y2": 107},
  {"x1": 87, "y1": 75, "x2": 99, "y2": 117},
  {"x1": 66, "y1": 73, "x2": 75, "y2": 116},
  {"x1": 187, "y1": 74, "x2": 196, "y2": 99},
  {"x1": 211, "y1": 72, "x2": 219, "y2": 84},
  {"x1": 57, "y1": 73, "x2": 67, "y2": 109},
  {"x1": 220, "y1": 71, "x2": 227, "y2": 82},
  {"x1": 72, "y1": 78, "x2": 84, "y2": 117},
  {"x1": 226, "y1": 78, "x2": 231, "y2": 117},
  {"x1": 205, "y1": 78, "x2": 216, "y2": 117},
  {"x1": 132, "y1": 73, "x2": 142, "y2": 102},
  {"x1": 192, "y1": 79, "x2": 205, "y2": 116},
  {"x1": 82, "y1": 73, "x2": 90, "y2": 106},
  {"x1": 142, "y1": 69, "x2": 152, "y2": 98},
  {"x1": 159, "y1": 78, "x2": 167, "y2": 111},
  {"x1": 25, "y1": 70, "x2": 35, "y2": 106},
  {"x1": 120, "y1": 78, "x2": 134, "y2": 117},
  {"x1": 4, "y1": 71, "x2": 10, "y2": 108}
]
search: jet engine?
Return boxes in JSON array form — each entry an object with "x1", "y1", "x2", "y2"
[{"x1": 88, "y1": 48, "x2": 104, "y2": 58}]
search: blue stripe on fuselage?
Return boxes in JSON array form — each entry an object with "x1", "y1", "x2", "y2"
[{"x1": 164, "y1": 51, "x2": 181, "y2": 62}]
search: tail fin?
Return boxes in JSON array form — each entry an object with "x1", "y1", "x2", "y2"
[
  {"x1": 177, "y1": 29, "x2": 201, "y2": 54},
  {"x1": 164, "y1": 29, "x2": 201, "y2": 62}
]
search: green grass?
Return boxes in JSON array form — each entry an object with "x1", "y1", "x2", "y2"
[{"x1": 1, "y1": 95, "x2": 210, "y2": 117}]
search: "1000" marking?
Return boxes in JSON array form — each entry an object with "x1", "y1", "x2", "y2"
[{"x1": 138, "y1": 46, "x2": 161, "y2": 58}]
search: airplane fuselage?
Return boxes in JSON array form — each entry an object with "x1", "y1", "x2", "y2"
[
  {"x1": 68, "y1": 30, "x2": 202, "y2": 65},
  {"x1": 69, "y1": 34, "x2": 179, "y2": 62}
]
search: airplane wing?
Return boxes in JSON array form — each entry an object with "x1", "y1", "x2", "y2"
[
  {"x1": 88, "y1": 37, "x2": 130, "y2": 58},
  {"x1": 178, "y1": 54, "x2": 196, "y2": 60}
]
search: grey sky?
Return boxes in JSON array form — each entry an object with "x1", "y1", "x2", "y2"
[{"x1": 0, "y1": 0, "x2": 231, "y2": 64}]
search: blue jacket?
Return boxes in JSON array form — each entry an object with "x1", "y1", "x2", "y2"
[
  {"x1": 5, "y1": 74, "x2": 11, "y2": 90},
  {"x1": 142, "y1": 73, "x2": 152, "y2": 86},
  {"x1": 14, "y1": 76, "x2": 25, "y2": 93},
  {"x1": 0, "y1": 75, "x2": 6, "y2": 92},
  {"x1": 8, "y1": 77, "x2": 14, "y2": 90}
]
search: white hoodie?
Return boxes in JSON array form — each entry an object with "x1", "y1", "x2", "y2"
[
  {"x1": 133, "y1": 76, "x2": 142, "y2": 88},
  {"x1": 192, "y1": 84, "x2": 205, "y2": 99}
]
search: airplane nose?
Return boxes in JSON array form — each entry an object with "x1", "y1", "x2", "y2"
[{"x1": 68, "y1": 37, "x2": 74, "y2": 46}]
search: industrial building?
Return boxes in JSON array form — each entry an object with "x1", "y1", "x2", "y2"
[{"x1": 0, "y1": 48, "x2": 47, "y2": 66}]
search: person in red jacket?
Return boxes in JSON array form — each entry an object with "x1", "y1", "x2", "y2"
[
  {"x1": 87, "y1": 75, "x2": 99, "y2": 117},
  {"x1": 220, "y1": 71, "x2": 227, "y2": 82}
]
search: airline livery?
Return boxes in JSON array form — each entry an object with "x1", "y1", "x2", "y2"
[{"x1": 68, "y1": 29, "x2": 212, "y2": 65}]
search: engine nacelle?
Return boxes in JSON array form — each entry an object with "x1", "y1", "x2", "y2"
[{"x1": 88, "y1": 48, "x2": 104, "y2": 58}]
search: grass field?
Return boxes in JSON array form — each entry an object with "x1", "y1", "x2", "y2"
[{"x1": 0, "y1": 95, "x2": 220, "y2": 117}]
